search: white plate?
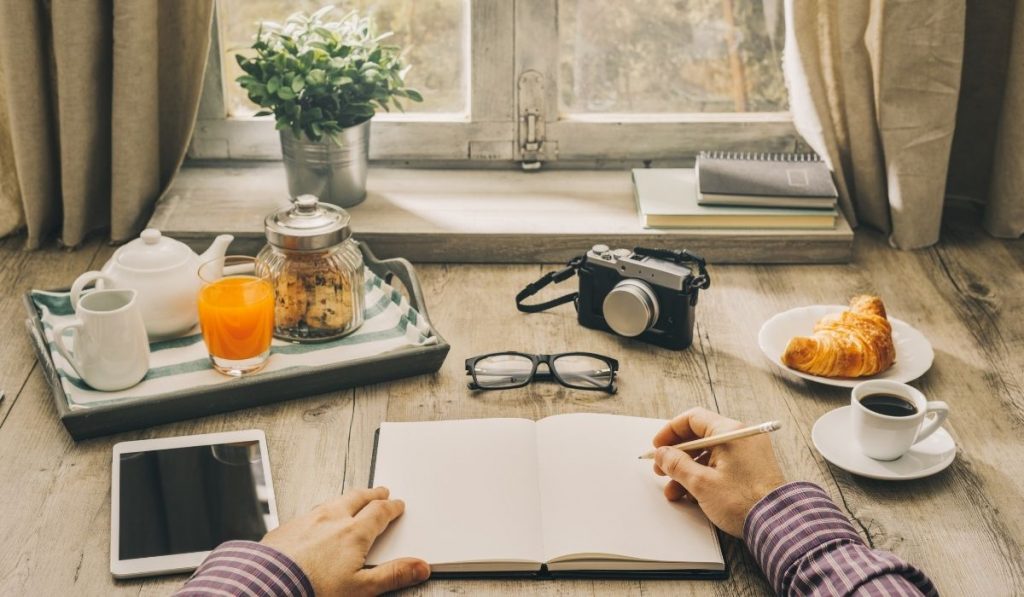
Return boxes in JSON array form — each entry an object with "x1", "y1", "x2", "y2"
[
  {"x1": 758, "y1": 305, "x2": 934, "y2": 388},
  {"x1": 812, "y1": 406, "x2": 956, "y2": 480}
]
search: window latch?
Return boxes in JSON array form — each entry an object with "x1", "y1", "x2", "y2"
[{"x1": 517, "y1": 71, "x2": 556, "y2": 171}]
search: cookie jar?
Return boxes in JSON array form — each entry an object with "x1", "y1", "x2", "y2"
[{"x1": 255, "y1": 195, "x2": 365, "y2": 342}]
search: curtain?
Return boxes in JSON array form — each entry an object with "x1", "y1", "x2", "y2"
[
  {"x1": 0, "y1": 0, "x2": 213, "y2": 249},
  {"x1": 783, "y1": 0, "x2": 971, "y2": 249},
  {"x1": 981, "y1": 1, "x2": 1024, "y2": 237}
]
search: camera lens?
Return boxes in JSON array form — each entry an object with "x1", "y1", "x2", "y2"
[{"x1": 602, "y1": 279, "x2": 660, "y2": 337}]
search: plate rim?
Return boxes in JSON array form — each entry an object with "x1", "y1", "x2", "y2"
[
  {"x1": 811, "y1": 405, "x2": 955, "y2": 481},
  {"x1": 758, "y1": 304, "x2": 935, "y2": 388}
]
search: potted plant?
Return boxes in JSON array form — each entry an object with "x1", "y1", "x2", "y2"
[{"x1": 235, "y1": 6, "x2": 422, "y2": 207}]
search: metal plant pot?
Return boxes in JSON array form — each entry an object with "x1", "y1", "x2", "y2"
[{"x1": 280, "y1": 119, "x2": 370, "y2": 208}]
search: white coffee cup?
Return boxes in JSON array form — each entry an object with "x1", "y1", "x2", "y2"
[
  {"x1": 851, "y1": 380, "x2": 949, "y2": 461},
  {"x1": 53, "y1": 289, "x2": 150, "y2": 391}
]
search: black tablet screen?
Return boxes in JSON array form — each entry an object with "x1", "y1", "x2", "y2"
[{"x1": 118, "y1": 441, "x2": 271, "y2": 560}]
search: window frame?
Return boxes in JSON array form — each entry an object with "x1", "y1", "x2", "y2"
[{"x1": 190, "y1": 0, "x2": 801, "y2": 165}]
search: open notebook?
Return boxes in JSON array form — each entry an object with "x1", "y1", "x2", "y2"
[{"x1": 366, "y1": 414, "x2": 726, "y2": 578}]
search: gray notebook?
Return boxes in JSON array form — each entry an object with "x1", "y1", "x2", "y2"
[{"x1": 696, "y1": 152, "x2": 838, "y2": 209}]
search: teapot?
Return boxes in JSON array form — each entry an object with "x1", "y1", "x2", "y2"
[{"x1": 70, "y1": 229, "x2": 234, "y2": 339}]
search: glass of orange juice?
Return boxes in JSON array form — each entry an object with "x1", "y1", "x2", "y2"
[{"x1": 198, "y1": 256, "x2": 274, "y2": 376}]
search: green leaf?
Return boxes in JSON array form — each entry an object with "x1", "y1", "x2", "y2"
[
  {"x1": 266, "y1": 75, "x2": 281, "y2": 94},
  {"x1": 291, "y1": 77, "x2": 305, "y2": 92},
  {"x1": 404, "y1": 89, "x2": 423, "y2": 102},
  {"x1": 306, "y1": 69, "x2": 327, "y2": 85},
  {"x1": 253, "y1": 110, "x2": 273, "y2": 117},
  {"x1": 277, "y1": 86, "x2": 296, "y2": 100}
]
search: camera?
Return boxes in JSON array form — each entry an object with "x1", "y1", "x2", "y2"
[
  {"x1": 516, "y1": 245, "x2": 710, "y2": 350},
  {"x1": 577, "y1": 245, "x2": 709, "y2": 349}
]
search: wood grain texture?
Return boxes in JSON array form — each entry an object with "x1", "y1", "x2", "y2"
[
  {"x1": 1, "y1": 203, "x2": 1022, "y2": 595},
  {"x1": 151, "y1": 164, "x2": 854, "y2": 264}
]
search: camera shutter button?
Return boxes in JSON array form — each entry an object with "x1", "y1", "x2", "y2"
[{"x1": 603, "y1": 279, "x2": 660, "y2": 337}]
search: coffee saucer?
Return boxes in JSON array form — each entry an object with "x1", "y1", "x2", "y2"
[{"x1": 811, "y1": 406, "x2": 956, "y2": 480}]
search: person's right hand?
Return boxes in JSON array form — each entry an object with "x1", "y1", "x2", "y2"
[
  {"x1": 260, "y1": 486, "x2": 430, "y2": 596},
  {"x1": 652, "y1": 407, "x2": 786, "y2": 538}
]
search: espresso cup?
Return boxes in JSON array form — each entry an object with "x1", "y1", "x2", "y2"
[
  {"x1": 851, "y1": 380, "x2": 949, "y2": 461},
  {"x1": 53, "y1": 289, "x2": 150, "y2": 391}
]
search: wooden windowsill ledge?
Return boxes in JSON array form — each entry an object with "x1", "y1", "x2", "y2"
[{"x1": 150, "y1": 162, "x2": 853, "y2": 263}]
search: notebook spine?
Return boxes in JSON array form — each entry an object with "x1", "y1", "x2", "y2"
[{"x1": 698, "y1": 151, "x2": 822, "y2": 162}]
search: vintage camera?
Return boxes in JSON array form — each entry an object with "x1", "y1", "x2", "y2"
[
  {"x1": 516, "y1": 245, "x2": 710, "y2": 350},
  {"x1": 576, "y1": 245, "x2": 710, "y2": 349}
]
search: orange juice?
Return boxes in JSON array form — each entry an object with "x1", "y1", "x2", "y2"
[{"x1": 198, "y1": 276, "x2": 274, "y2": 361}]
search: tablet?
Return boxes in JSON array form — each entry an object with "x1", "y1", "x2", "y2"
[{"x1": 110, "y1": 430, "x2": 279, "y2": 578}]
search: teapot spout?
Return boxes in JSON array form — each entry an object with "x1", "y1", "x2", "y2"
[{"x1": 199, "y1": 234, "x2": 234, "y2": 264}]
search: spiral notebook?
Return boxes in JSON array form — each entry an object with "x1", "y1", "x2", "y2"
[
  {"x1": 696, "y1": 151, "x2": 838, "y2": 209},
  {"x1": 365, "y1": 414, "x2": 726, "y2": 579}
]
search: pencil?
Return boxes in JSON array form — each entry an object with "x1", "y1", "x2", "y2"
[{"x1": 637, "y1": 420, "x2": 781, "y2": 459}]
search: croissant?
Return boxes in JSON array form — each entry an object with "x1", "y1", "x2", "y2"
[{"x1": 782, "y1": 295, "x2": 896, "y2": 378}]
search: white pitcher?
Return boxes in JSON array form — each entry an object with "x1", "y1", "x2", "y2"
[{"x1": 53, "y1": 289, "x2": 150, "y2": 391}]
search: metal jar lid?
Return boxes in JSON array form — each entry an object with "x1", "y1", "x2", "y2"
[{"x1": 265, "y1": 195, "x2": 352, "y2": 251}]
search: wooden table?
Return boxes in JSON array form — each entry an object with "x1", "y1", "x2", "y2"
[{"x1": 1, "y1": 205, "x2": 1022, "y2": 595}]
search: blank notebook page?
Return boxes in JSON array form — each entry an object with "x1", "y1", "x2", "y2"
[
  {"x1": 536, "y1": 413, "x2": 723, "y2": 566},
  {"x1": 365, "y1": 418, "x2": 544, "y2": 567}
]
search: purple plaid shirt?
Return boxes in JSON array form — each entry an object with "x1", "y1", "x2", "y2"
[
  {"x1": 174, "y1": 541, "x2": 313, "y2": 597},
  {"x1": 178, "y1": 482, "x2": 935, "y2": 596},
  {"x1": 745, "y1": 482, "x2": 936, "y2": 596}
]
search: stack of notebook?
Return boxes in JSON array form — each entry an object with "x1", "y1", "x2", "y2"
[{"x1": 633, "y1": 152, "x2": 839, "y2": 229}]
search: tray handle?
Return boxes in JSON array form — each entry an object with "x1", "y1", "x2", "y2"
[{"x1": 358, "y1": 242, "x2": 433, "y2": 324}]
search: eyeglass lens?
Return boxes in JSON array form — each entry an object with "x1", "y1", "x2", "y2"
[
  {"x1": 551, "y1": 354, "x2": 615, "y2": 389},
  {"x1": 473, "y1": 354, "x2": 535, "y2": 389}
]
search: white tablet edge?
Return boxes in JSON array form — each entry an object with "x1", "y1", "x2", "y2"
[{"x1": 110, "y1": 429, "x2": 280, "y2": 579}]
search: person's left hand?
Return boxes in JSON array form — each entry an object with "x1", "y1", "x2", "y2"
[{"x1": 260, "y1": 486, "x2": 430, "y2": 596}]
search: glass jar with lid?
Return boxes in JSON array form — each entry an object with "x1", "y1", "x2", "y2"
[{"x1": 255, "y1": 195, "x2": 365, "y2": 342}]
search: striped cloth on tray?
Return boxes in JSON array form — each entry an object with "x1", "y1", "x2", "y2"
[{"x1": 30, "y1": 268, "x2": 437, "y2": 408}]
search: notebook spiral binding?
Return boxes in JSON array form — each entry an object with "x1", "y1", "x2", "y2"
[{"x1": 698, "y1": 151, "x2": 822, "y2": 162}]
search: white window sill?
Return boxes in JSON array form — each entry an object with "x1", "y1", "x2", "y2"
[{"x1": 150, "y1": 162, "x2": 852, "y2": 263}]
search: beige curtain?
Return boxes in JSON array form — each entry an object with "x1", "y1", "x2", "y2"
[
  {"x1": 784, "y1": 0, "x2": 968, "y2": 249},
  {"x1": 980, "y1": 1, "x2": 1024, "y2": 237},
  {"x1": 0, "y1": 0, "x2": 213, "y2": 249}
]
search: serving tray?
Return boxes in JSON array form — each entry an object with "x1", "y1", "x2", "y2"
[{"x1": 23, "y1": 243, "x2": 449, "y2": 440}]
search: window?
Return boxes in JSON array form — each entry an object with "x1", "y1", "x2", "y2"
[{"x1": 191, "y1": 0, "x2": 797, "y2": 166}]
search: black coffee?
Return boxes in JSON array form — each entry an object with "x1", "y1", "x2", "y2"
[{"x1": 860, "y1": 393, "x2": 918, "y2": 417}]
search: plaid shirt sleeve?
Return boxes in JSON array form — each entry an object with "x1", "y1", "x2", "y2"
[
  {"x1": 744, "y1": 482, "x2": 938, "y2": 597},
  {"x1": 174, "y1": 540, "x2": 314, "y2": 597}
]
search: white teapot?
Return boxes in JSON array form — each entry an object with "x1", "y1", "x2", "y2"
[{"x1": 71, "y1": 229, "x2": 234, "y2": 339}]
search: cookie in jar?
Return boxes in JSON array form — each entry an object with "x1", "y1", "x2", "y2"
[{"x1": 256, "y1": 195, "x2": 365, "y2": 342}]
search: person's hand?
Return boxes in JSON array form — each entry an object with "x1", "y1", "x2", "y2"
[
  {"x1": 652, "y1": 407, "x2": 786, "y2": 538},
  {"x1": 260, "y1": 486, "x2": 430, "y2": 596}
]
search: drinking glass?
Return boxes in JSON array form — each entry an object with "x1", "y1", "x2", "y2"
[{"x1": 198, "y1": 256, "x2": 274, "y2": 376}]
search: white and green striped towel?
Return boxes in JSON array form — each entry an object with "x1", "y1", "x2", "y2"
[{"x1": 31, "y1": 268, "x2": 437, "y2": 408}]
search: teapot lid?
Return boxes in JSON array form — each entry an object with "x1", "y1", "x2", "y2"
[
  {"x1": 265, "y1": 195, "x2": 352, "y2": 251},
  {"x1": 116, "y1": 229, "x2": 192, "y2": 270}
]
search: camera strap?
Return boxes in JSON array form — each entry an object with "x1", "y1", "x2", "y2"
[{"x1": 515, "y1": 256, "x2": 584, "y2": 313}]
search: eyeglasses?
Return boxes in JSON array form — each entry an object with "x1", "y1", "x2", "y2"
[{"x1": 465, "y1": 352, "x2": 618, "y2": 393}]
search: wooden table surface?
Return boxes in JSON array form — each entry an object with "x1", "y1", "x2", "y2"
[{"x1": 1, "y1": 205, "x2": 1022, "y2": 596}]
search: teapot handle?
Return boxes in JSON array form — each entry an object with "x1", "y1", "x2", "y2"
[{"x1": 70, "y1": 271, "x2": 112, "y2": 309}]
